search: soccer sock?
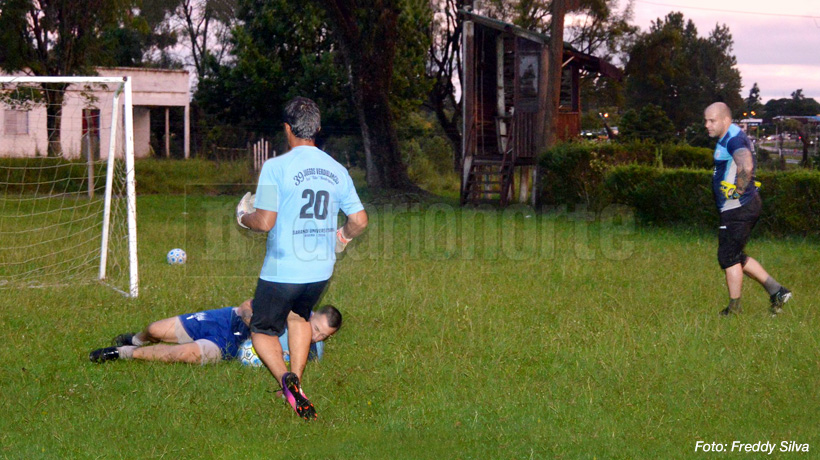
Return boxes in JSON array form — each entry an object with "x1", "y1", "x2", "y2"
[
  {"x1": 763, "y1": 277, "x2": 782, "y2": 296},
  {"x1": 117, "y1": 346, "x2": 137, "y2": 360},
  {"x1": 131, "y1": 335, "x2": 145, "y2": 347}
]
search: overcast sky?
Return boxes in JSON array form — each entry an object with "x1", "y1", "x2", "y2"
[{"x1": 629, "y1": 0, "x2": 820, "y2": 103}]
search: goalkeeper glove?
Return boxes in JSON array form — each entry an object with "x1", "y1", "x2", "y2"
[
  {"x1": 335, "y1": 227, "x2": 352, "y2": 253},
  {"x1": 720, "y1": 180, "x2": 763, "y2": 200},
  {"x1": 236, "y1": 192, "x2": 256, "y2": 229},
  {"x1": 719, "y1": 181, "x2": 740, "y2": 200}
]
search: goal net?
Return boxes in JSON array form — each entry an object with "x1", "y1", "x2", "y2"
[{"x1": 0, "y1": 76, "x2": 138, "y2": 297}]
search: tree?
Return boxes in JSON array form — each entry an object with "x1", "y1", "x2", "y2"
[
  {"x1": 744, "y1": 82, "x2": 763, "y2": 117},
  {"x1": 777, "y1": 118, "x2": 812, "y2": 167},
  {"x1": 426, "y1": 0, "x2": 466, "y2": 167},
  {"x1": 99, "y1": 0, "x2": 181, "y2": 68},
  {"x1": 194, "y1": 0, "x2": 352, "y2": 139},
  {"x1": 173, "y1": 0, "x2": 237, "y2": 80},
  {"x1": 624, "y1": 12, "x2": 743, "y2": 133},
  {"x1": 0, "y1": 0, "x2": 130, "y2": 156},
  {"x1": 763, "y1": 90, "x2": 820, "y2": 118},
  {"x1": 544, "y1": 0, "x2": 582, "y2": 147},
  {"x1": 565, "y1": 0, "x2": 637, "y2": 115},
  {"x1": 316, "y1": 0, "x2": 431, "y2": 190},
  {"x1": 618, "y1": 103, "x2": 675, "y2": 143}
]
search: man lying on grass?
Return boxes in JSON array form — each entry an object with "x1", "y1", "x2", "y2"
[{"x1": 88, "y1": 299, "x2": 341, "y2": 365}]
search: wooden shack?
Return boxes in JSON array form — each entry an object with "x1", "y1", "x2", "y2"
[{"x1": 460, "y1": 11, "x2": 621, "y2": 205}]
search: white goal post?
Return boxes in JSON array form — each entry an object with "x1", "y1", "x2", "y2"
[{"x1": 0, "y1": 76, "x2": 139, "y2": 297}]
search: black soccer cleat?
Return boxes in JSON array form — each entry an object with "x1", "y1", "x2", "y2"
[
  {"x1": 769, "y1": 287, "x2": 792, "y2": 316},
  {"x1": 112, "y1": 333, "x2": 136, "y2": 347},
  {"x1": 89, "y1": 347, "x2": 120, "y2": 363},
  {"x1": 281, "y1": 372, "x2": 317, "y2": 421}
]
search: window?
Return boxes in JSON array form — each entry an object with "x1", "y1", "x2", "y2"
[{"x1": 4, "y1": 109, "x2": 29, "y2": 135}]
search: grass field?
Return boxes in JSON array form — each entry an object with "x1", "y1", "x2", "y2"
[{"x1": 1, "y1": 194, "x2": 819, "y2": 459}]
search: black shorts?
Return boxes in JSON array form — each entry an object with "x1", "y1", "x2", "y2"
[
  {"x1": 717, "y1": 194, "x2": 761, "y2": 269},
  {"x1": 250, "y1": 279, "x2": 329, "y2": 336}
]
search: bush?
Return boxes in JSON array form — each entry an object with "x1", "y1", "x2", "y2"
[
  {"x1": 603, "y1": 165, "x2": 820, "y2": 237},
  {"x1": 618, "y1": 104, "x2": 676, "y2": 143},
  {"x1": 660, "y1": 144, "x2": 713, "y2": 168},
  {"x1": 537, "y1": 141, "x2": 712, "y2": 207},
  {"x1": 402, "y1": 136, "x2": 459, "y2": 195},
  {"x1": 604, "y1": 165, "x2": 715, "y2": 227}
]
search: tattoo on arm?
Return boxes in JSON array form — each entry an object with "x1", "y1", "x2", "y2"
[{"x1": 734, "y1": 148, "x2": 753, "y2": 191}]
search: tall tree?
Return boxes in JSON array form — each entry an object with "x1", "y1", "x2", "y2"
[
  {"x1": 565, "y1": 0, "x2": 636, "y2": 112},
  {"x1": 317, "y1": 0, "x2": 430, "y2": 190},
  {"x1": 99, "y1": 0, "x2": 181, "y2": 68},
  {"x1": 624, "y1": 12, "x2": 743, "y2": 133},
  {"x1": 744, "y1": 82, "x2": 763, "y2": 116},
  {"x1": 172, "y1": 0, "x2": 237, "y2": 79},
  {"x1": 544, "y1": 0, "x2": 582, "y2": 147},
  {"x1": 0, "y1": 0, "x2": 130, "y2": 156},
  {"x1": 426, "y1": 0, "x2": 466, "y2": 167},
  {"x1": 195, "y1": 0, "x2": 351, "y2": 137},
  {"x1": 764, "y1": 90, "x2": 820, "y2": 118}
]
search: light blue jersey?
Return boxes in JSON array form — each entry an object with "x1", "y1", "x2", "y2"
[
  {"x1": 254, "y1": 146, "x2": 364, "y2": 283},
  {"x1": 279, "y1": 328, "x2": 324, "y2": 362},
  {"x1": 712, "y1": 124, "x2": 757, "y2": 212}
]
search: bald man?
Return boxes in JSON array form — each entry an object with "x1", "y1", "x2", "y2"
[{"x1": 704, "y1": 102, "x2": 791, "y2": 316}]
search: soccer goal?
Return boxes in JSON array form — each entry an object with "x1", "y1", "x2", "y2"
[{"x1": 0, "y1": 76, "x2": 138, "y2": 297}]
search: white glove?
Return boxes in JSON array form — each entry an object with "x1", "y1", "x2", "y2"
[
  {"x1": 236, "y1": 192, "x2": 256, "y2": 229},
  {"x1": 335, "y1": 227, "x2": 352, "y2": 253}
]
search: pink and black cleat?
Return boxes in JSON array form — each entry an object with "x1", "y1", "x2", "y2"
[{"x1": 281, "y1": 372, "x2": 317, "y2": 421}]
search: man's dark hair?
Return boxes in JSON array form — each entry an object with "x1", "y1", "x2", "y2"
[
  {"x1": 315, "y1": 304, "x2": 342, "y2": 329},
  {"x1": 283, "y1": 97, "x2": 321, "y2": 140}
]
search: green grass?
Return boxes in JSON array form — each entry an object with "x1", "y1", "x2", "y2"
[{"x1": 1, "y1": 196, "x2": 819, "y2": 459}]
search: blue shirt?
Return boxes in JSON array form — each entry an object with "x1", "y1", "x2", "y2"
[
  {"x1": 254, "y1": 146, "x2": 364, "y2": 283},
  {"x1": 712, "y1": 124, "x2": 757, "y2": 212},
  {"x1": 279, "y1": 328, "x2": 324, "y2": 362}
]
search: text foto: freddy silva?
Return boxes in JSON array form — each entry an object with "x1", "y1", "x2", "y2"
[{"x1": 696, "y1": 441, "x2": 809, "y2": 454}]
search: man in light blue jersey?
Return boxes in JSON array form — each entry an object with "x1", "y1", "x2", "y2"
[
  {"x1": 705, "y1": 102, "x2": 791, "y2": 317},
  {"x1": 237, "y1": 97, "x2": 367, "y2": 421}
]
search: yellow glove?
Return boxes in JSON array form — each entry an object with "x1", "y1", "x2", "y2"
[
  {"x1": 719, "y1": 181, "x2": 739, "y2": 200},
  {"x1": 720, "y1": 181, "x2": 762, "y2": 199}
]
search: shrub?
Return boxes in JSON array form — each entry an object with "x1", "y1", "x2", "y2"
[
  {"x1": 604, "y1": 165, "x2": 715, "y2": 227},
  {"x1": 537, "y1": 141, "x2": 712, "y2": 207},
  {"x1": 603, "y1": 165, "x2": 820, "y2": 237},
  {"x1": 618, "y1": 104, "x2": 676, "y2": 143},
  {"x1": 660, "y1": 144, "x2": 713, "y2": 168}
]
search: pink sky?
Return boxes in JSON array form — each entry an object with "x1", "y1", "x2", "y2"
[{"x1": 630, "y1": 0, "x2": 820, "y2": 102}]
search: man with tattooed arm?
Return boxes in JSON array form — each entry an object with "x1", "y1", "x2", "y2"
[{"x1": 704, "y1": 102, "x2": 791, "y2": 316}]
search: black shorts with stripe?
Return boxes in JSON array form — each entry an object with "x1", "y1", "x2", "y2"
[{"x1": 717, "y1": 194, "x2": 762, "y2": 269}]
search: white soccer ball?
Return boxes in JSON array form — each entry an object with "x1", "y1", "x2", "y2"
[
  {"x1": 237, "y1": 339, "x2": 263, "y2": 367},
  {"x1": 166, "y1": 248, "x2": 187, "y2": 265}
]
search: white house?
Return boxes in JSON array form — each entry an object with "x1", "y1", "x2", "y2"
[{"x1": 1, "y1": 67, "x2": 190, "y2": 159}]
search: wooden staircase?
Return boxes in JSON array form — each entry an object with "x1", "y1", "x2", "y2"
[{"x1": 461, "y1": 116, "x2": 515, "y2": 206}]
